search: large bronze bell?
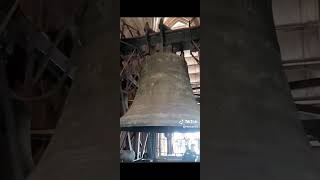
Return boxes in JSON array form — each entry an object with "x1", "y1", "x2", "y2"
[
  {"x1": 203, "y1": 0, "x2": 320, "y2": 179},
  {"x1": 120, "y1": 52, "x2": 200, "y2": 132}
]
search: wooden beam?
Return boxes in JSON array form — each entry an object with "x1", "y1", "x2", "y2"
[
  {"x1": 141, "y1": 133, "x2": 149, "y2": 156},
  {"x1": 5, "y1": 13, "x2": 72, "y2": 80},
  {"x1": 283, "y1": 62, "x2": 320, "y2": 70},
  {"x1": 127, "y1": 132, "x2": 133, "y2": 151},
  {"x1": 0, "y1": 0, "x2": 20, "y2": 35},
  {"x1": 301, "y1": 119, "x2": 320, "y2": 138},
  {"x1": 282, "y1": 57, "x2": 320, "y2": 65},
  {"x1": 135, "y1": 132, "x2": 141, "y2": 159},
  {"x1": 120, "y1": 132, "x2": 127, "y2": 149},
  {"x1": 121, "y1": 26, "x2": 200, "y2": 55},
  {"x1": 282, "y1": 57, "x2": 320, "y2": 70},
  {"x1": 294, "y1": 96, "x2": 320, "y2": 102},
  {"x1": 289, "y1": 78, "x2": 320, "y2": 89},
  {"x1": 296, "y1": 104, "x2": 320, "y2": 114},
  {"x1": 275, "y1": 21, "x2": 319, "y2": 31}
]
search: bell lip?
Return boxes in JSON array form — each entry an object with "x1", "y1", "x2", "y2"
[{"x1": 120, "y1": 126, "x2": 200, "y2": 133}]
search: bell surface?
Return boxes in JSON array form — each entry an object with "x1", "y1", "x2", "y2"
[
  {"x1": 120, "y1": 52, "x2": 200, "y2": 132},
  {"x1": 202, "y1": 0, "x2": 320, "y2": 179}
]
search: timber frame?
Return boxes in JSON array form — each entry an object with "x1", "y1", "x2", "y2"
[{"x1": 120, "y1": 26, "x2": 200, "y2": 55}]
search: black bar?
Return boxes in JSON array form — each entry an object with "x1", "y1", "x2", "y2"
[{"x1": 120, "y1": 163, "x2": 200, "y2": 179}]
